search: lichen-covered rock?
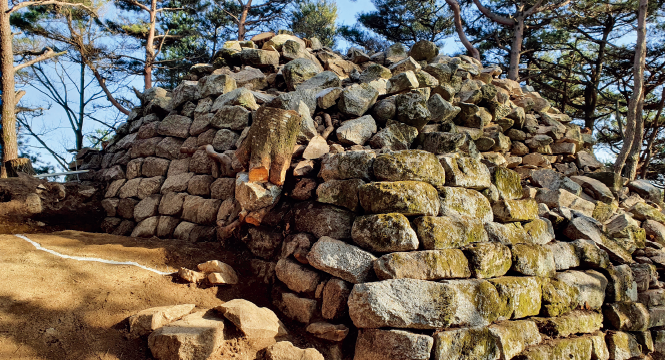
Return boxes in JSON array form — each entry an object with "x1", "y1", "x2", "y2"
[
  {"x1": 491, "y1": 167, "x2": 523, "y2": 200},
  {"x1": 516, "y1": 336, "x2": 594, "y2": 360},
  {"x1": 198, "y1": 74, "x2": 236, "y2": 98},
  {"x1": 630, "y1": 202, "x2": 665, "y2": 223},
  {"x1": 555, "y1": 270, "x2": 607, "y2": 310},
  {"x1": 409, "y1": 40, "x2": 439, "y2": 61},
  {"x1": 413, "y1": 215, "x2": 488, "y2": 249},
  {"x1": 428, "y1": 94, "x2": 460, "y2": 123},
  {"x1": 338, "y1": 83, "x2": 379, "y2": 116},
  {"x1": 210, "y1": 105, "x2": 250, "y2": 130},
  {"x1": 306, "y1": 236, "x2": 376, "y2": 284},
  {"x1": 490, "y1": 276, "x2": 542, "y2": 319},
  {"x1": 603, "y1": 302, "x2": 649, "y2": 331},
  {"x1": 211, "y1": 87, "x2": 259, "y2": 112},
  {"x1": 395, "y1": 91, "x2": 431, "y2": 130},
  {"x1": 533, "y1": 310, "x2": 603, "y2": 337},
  {"x1": 488, "y1": 320, "x2": 542, "y2": 360},
  {"x1": 369, "y1": 122, "x2": 418, "y2": 150},
  {"x1": 510, "y1": 243, "x2": 556, "y2": 277},
  {"x1": 439, "y1": 187, "x2": 493, "y2": 223},
  {"x1": 544, "y1": 241, "x2": 579, "y2": 270},
  {"x1": 316, "y1": 178, "x2": 365, "y2": 211},
  {"x1": 492, "y1": 199, "x2": 539, "y2": 222},
  {"x1": 374, "y1": 250, "x2": 471, "y2": 281},
  {"x1": 422, "y1": 132, "x2": 467, "y2": 154},
  {"x1": 433, "y1": 326, "x2": 500, "y2": 360},
  {"x1": 283, "y1": 58, "x2": 321, "y2": 90},
  {"x1": 359, "y1": 181, "x2": 440, "y2": 216},
  {"x1": 351, "y1": 213, "x2": 419, "y2": 252},
  {"x1": 157, "y1": 114, "x2": 192, "y2": 139},
  {"x1": 387, "y1": 70, "x2": 420, "y2": 94},
  {"x1": 463, "y1": 242, "x2": 512, "y2": 279},
  {"x1": 485, "y1": 222, "x2": 533, "y2": 245},
  {"x1": 439, "y1": 156, "x2": 491, "y2": 190},
  {"x1": 348, "y1": 278, "x2": 502, "y2": 329},
  {"x1": 523, "y1": 218, "x2": 555, "y2": 245},
  {"x1": 540, "y1": 278, "x2": 580, "y2": 317},
  {"x1": 605, "y1": 264, "x2": 638, "y2": 303},
  {"x1": 605, "y1": 331, "x2": 642, "y2": 360},
  {"x1": 318, "y1": 150, "x2": 376, "y2": 181},
  {"x1": 275, "y1": 292, "x2": 317, "y2": 324},
  {"x1": 355, "y1": 329, "x2": 434, "y2": 360},
  {"x1": 373, "y1": 150, "x2": 446, "y2": 189}
]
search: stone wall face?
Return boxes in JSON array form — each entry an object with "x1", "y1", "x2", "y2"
[{"x1": 79, "y1": 34, "x2": 665, "y2": 360}]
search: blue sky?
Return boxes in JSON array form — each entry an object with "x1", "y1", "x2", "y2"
[{"x1": 20, "y1": 1, "x2": 467, "y2": 173}]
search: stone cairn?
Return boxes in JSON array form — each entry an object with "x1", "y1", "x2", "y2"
[{"x1": 77, "y1": 32, "x2": 665, "y2": 360}]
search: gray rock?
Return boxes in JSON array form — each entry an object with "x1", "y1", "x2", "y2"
[
  {"x1": 306, "y1": 236, "x2": 376, "y2": 284},
  {"x1": 409, "y1": 40, "x2": 439, "y2": 61},
  {"x1": 322, "y1": 278, "x2": 351, "y2": 320},
  {"x1": 336, "y1": 115, "x2": 377, "y2": 146},
  {"x1": 210, "y1": 105, "x2": 250, "y2": 130},
  {"x1": 338, "y1": 83, "x2": 379, "y2": 117},
  {"x1": 235, "y1": 172, "x2": 281, "y2": 212},
  {"x1": 439, "y1": 187, "x2": 494, "y2": 223},
  {"x1": 131, "y1": 216, "x2": 159, "y2": 238},
  {"x1": 555, "y1": 270, "x2": 607, "y2": 309},
  {"x1": 488, "y1": 320, "x2": 542, "y2": 359},
  {"x1": 352, "y1": 213, "x2": 419, "y2": 252},
  {"x1": 158, "y1": 114, "x2": 192, "y2": 138},
  {"x1": 387, "y1": 71, "x2": 420, "y2": 94},
  {"x1": 355, "y1": 329, "x2": 433, "y2": 360},
  {"x1": 199, "y1": 74, "x2": 236, "y2": 98},
  {"x1": 484, "y1": 222, "x2": 533, "y2": 245},
  {"x1": 368, "y1": 123, "x2": 418, "y2": 150},
  {"x1": 297, "y1": 71, "x2": 341, "y2": 90},
  {"x1": 395, "y1": 91, "x2": 430, "y2": 131},
  {"x1": 490, "y1": 276, "x2": 542, "y2": 319},
  {"x1": 148, "y1": 311, "x2": 226, "y2": 360},
  {"x1": 348, "y1": 278, "x2": 502, "y2": 329},
  {"x1": 510, "y1": 243, "x2": 556, "y2": 277},
  {"x1": 240, "y1": 48, "x2": 280, "y2": 67},
  {"x1": 210, "y1": 88, "x2": 259, "y2": 112},
  {"x1": 628, "y1": 179, "x2": 663, "y2": 204},
  {"x1": 275, "y1": 258, "x2": 320, "y2": 293},
  {"x1": 293, "y1": 202, "x2": 355, "y2": 240},
  {"x1": 170, "y1": 80, "x2": 200, "y2": 109},
  {"x1": 428, "y1": 94, "x2": 460, "y2": 123},
  {"x1": 134, "y1": 194, "x2": 161, "y2": 222},
  {"x1": 421, "y1": 132, "x2": 467, "y2": 154},
  {"x1": 283, "y1": 58, "x2": 321, "y2": 91}
]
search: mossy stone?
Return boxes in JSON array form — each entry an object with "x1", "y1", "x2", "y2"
[
  {"x1": 373, "y1": 150, "x2": 446, "y2": 189},
  {"x1": 374, "y1": 250, "x2": 471, "y2": 281},
  {"x1": 490, "y1": 276, "x2": 542, "y2": 319},
  {"x1": 359, "y1": 181, "x2": 440, "y2": 216},
  {"x1": 351, "y1": 213, "x2": 419, "y2": 252},
  {"x1": 510, "y1": 243, "x2": 556, "y2": 277},
  {"x1": 439, "y1": 187, "x2": 494, "y2": 223},
  {"x1": 492, "y1": 167, "x2": 523, "y2": 200},
  {"x1": 540, "y1": 278, "x2": 580, "y2": 317},
  {"x1": 414, "y1": 215, "x2": 488, "y2": 249},
  {"x1": 463, "y1": 242, "x2": 512, "y2": 279}
]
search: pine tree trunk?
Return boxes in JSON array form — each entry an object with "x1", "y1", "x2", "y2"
[
  {"x1": 6, "y1": 158, "x2": 35, "y2": 177},
  {"x1": 144, "y1": 0, "x2": 157, "y2": 90},
  {"x1": 614, "y1": 0, "x2": 648, "y2": 178},
  {"x1": 235, "y1": 106, "x2": 301, "y2": 186},
  {"x1": 507, "y1": 17, "x2": 524, "y2": 81},
  {"x1": 1, "y1": 8, "x2": 18, "y2": 179}
]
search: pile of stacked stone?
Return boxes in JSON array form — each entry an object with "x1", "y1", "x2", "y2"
[{"x1": 78, "y1": 31, "x2": 665, "y2": 360}]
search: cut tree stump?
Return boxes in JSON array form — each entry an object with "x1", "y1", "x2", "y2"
[
  {"x1": 6, "y1": 158, "x2": 36, "y2": 177},
  {"x1": 235, "y1": 106, "x2": 301, "y2": 186}
]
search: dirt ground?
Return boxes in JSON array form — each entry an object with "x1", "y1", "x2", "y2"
[{"x1": 0, "y1": 230, "x2": 274, "y2": 360}]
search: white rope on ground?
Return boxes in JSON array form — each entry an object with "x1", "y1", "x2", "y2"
[{"x1": 14, "y1": 234, "x2": 175, "y2": 275}]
